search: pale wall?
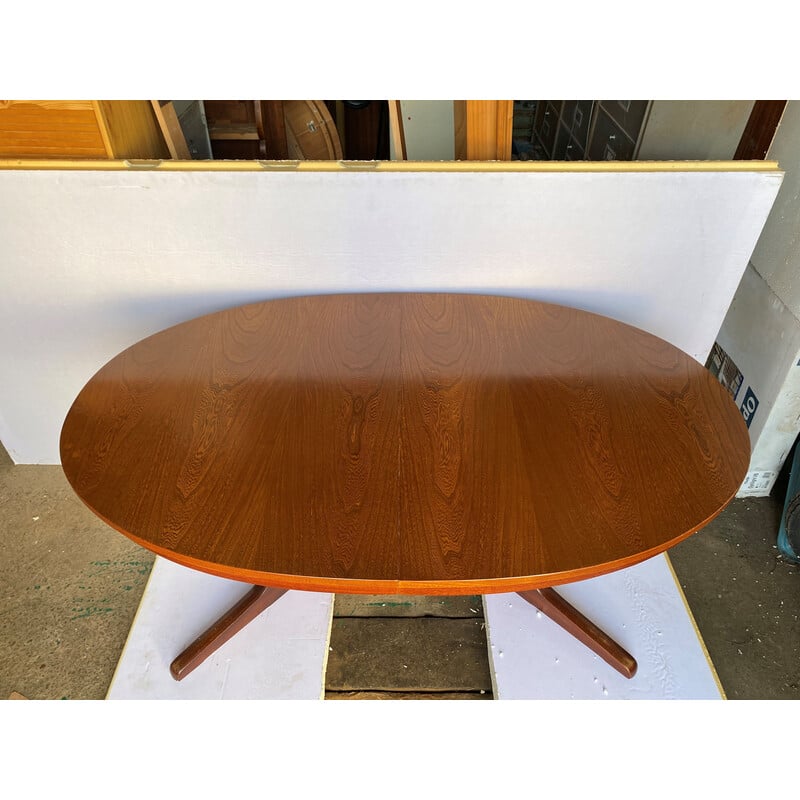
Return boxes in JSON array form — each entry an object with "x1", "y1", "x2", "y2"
[
  {"x1": 637, "y1": 101, "x2": 754, "y2": 160},
  {"x1": 749, "y1": 100, "x2": 800, "y2": 315}
]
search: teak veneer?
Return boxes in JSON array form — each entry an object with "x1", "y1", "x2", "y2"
[{"x1": 60, "y1": 293, "x2": 750, "y2": 681}]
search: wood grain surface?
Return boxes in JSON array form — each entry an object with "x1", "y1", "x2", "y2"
[{"x1": 60, "y1": 293, "x2": 751, "y2": 594}]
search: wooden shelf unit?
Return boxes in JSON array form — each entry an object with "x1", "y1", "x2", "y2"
[{"x1": 0, "y1": 101, "x2": 169, "y2": 159}]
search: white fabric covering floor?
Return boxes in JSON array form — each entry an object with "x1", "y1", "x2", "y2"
[
  {"x1": 106, "y1": 557, "x2": 334, "y2": 700},
  {"x1": 109, "y1": 552, "x2": 721, "y2": 700},
  {"x1": 484, "y1": 554, "x2": 724, "y2": 700}
]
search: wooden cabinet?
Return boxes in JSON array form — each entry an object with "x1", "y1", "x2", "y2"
[
  {"x1": 203, "y1": 100, "x2": 346, "y2": 160},
  {"x1": 0, "y1": 101, "x2": 169, "y2": 159}
]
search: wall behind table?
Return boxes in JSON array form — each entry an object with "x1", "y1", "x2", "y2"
[{"x1": 0, "y1": 165, "x2": 782, "y2": 464}]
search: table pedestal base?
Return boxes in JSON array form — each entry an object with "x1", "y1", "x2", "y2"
[
  {"x1": 169, "y1": 584, "x2": 637, "y2": 682},
  {"x1": 170, "y1": 585, "x2": 287, "y2": 681},
  {"x1": 517, "y1": 588, "x2": 637, "y2": 679}
]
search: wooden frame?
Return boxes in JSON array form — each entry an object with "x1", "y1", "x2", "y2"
[
  {"x1": 454, "y1": 100, "x2": 514, "y2": 160},
  {"x1": 150, "y1": 101, "x2": 192, "y2": 159},
  {"x1": 0, "y1": 158, "x2": 779, "y2": 173},
  {"x1": 388, "y1": 100, "x2": 407, "y2": 160},
  {"x1": 735, "y1": 100, "x2": 787, "y2": 159}
]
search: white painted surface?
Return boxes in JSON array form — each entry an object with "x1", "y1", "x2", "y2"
[
  {"x1": 0, "y1": 166, "x2": 782, "y2": 463},
  {"x1": 715, "y1": 264, "x2": 800, "y2": 496},
  {"x1": 107, "y1": 557, "x2": 333, "y2": 699},
  {"x1": 717, "y1": 263, "x2": 800, "y2": 447},
  {"x1": 396, "y1": 101, "x2": 455, "y2": 160},
  {"x1": 749, "y1": 100, "x2": 800, "y2": 316},
  {"x1": 637, "y1": 101, "x2": 754, "y2": 160},
  {"x1": 710, "y1": 101, "x2": 800, "y2": 495},
  {"x1": 746, "y1": 365, "x2": 800, "y2": 497},
  {"x1": 484, "y1": 555, "x2": 723, "y2": 700}
]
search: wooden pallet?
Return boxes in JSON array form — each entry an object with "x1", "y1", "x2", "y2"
[{"x1": 325, "y1": 595, "x2": 492, "y2": 699}]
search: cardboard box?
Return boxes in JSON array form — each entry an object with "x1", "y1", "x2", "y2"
[{"x1": 708, "y1": 263, "x2": 800, "y2": 497}]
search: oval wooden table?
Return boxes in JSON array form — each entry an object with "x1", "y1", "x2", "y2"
[{"x1": 60, "y1": 293, "x2": 750, "y2": 683}]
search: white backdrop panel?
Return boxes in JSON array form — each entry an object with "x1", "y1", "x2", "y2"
[{"x1": 0, "y1": 167, "x2": 782, "y2": 463}]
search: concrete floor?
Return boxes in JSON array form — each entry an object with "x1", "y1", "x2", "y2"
[
  {"x1": 668, "y1": 495, "x2": 799, "y2": 699},
  {"x1": 1, "y1": 440, "x2": 798, "y2": 700},
  {"x1": 0, "y1": 448, "x2": 154, "y2": 699}
]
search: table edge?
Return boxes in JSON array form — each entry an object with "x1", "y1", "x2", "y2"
[{"x1": 68, "y1": 479, "x2": 739, "y2": 596}]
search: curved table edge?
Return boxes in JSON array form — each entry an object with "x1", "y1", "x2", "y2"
[{"x1": 65, "y1": 493, "x2": 741, "y2": 596}]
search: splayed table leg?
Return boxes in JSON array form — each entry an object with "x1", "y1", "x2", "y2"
[
  {"x1": 517, "y1": 587, "x2": 638, "y2": 679},
  {"x1": 170, "y1": 585, "x2": 288, "y2": 681}
]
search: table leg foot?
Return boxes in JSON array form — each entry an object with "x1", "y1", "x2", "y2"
[
  {"x1": 516, "y1": 587, "x2": 638, "y2": 679},
  {"x1": 170, "y1": 585, "x2": 288, "y2": 681}
]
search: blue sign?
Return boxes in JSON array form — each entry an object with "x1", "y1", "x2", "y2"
[{"x1": 740, "y1": 387, "x2": 759, "y2": 429}]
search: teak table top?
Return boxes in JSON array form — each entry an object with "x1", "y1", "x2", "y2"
[{"x1": 60, "y1": 293, "x2": 750, "y2": 595}]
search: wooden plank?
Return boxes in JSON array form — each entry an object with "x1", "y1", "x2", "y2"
[
  {"x1": 207, "y1": 123, "x2": 260, "y2": 140},
  {"x1": 94, "y1": 101, "x2": 169, "y2": 159},
  {"x1": 335, "y1": 100, "x2": 346, "y2": 154},
  {"x1": 325, "y1": 617, "x2": 492, "y2": 692},
  {"x1": 255, "y1": 101, "x2": 288, "y2": 159},
  {"x1": 334, "y1": 594, "x2": 482, "y2": 617},
  {"x1": 0, "y1": 101, "x2": 107, "y2": 158},
  {"x1": 495, "y1": 100, "x2": 514, "y2": 160},
  {"x1": 454, "y1": 100, "x2": 467, "y2": 160},
  {"x1": 0, "y1": 100, "x2": 95, "y2": 111},
  {"x1": 151, "y1": 101, "x2": 192, "y2": 159},
  {"x1": 388, "y1": 100, "x2": 406, "y2": 160},
  {"x1": 735, "y1": 100, "x2": 787, "y2": 159},
  {"x1": 455, "y1": 100, "x2": 513, "y2": 160},
  {"x1": 325, "y1": 690, "x2": 491, "y2": 700}
]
